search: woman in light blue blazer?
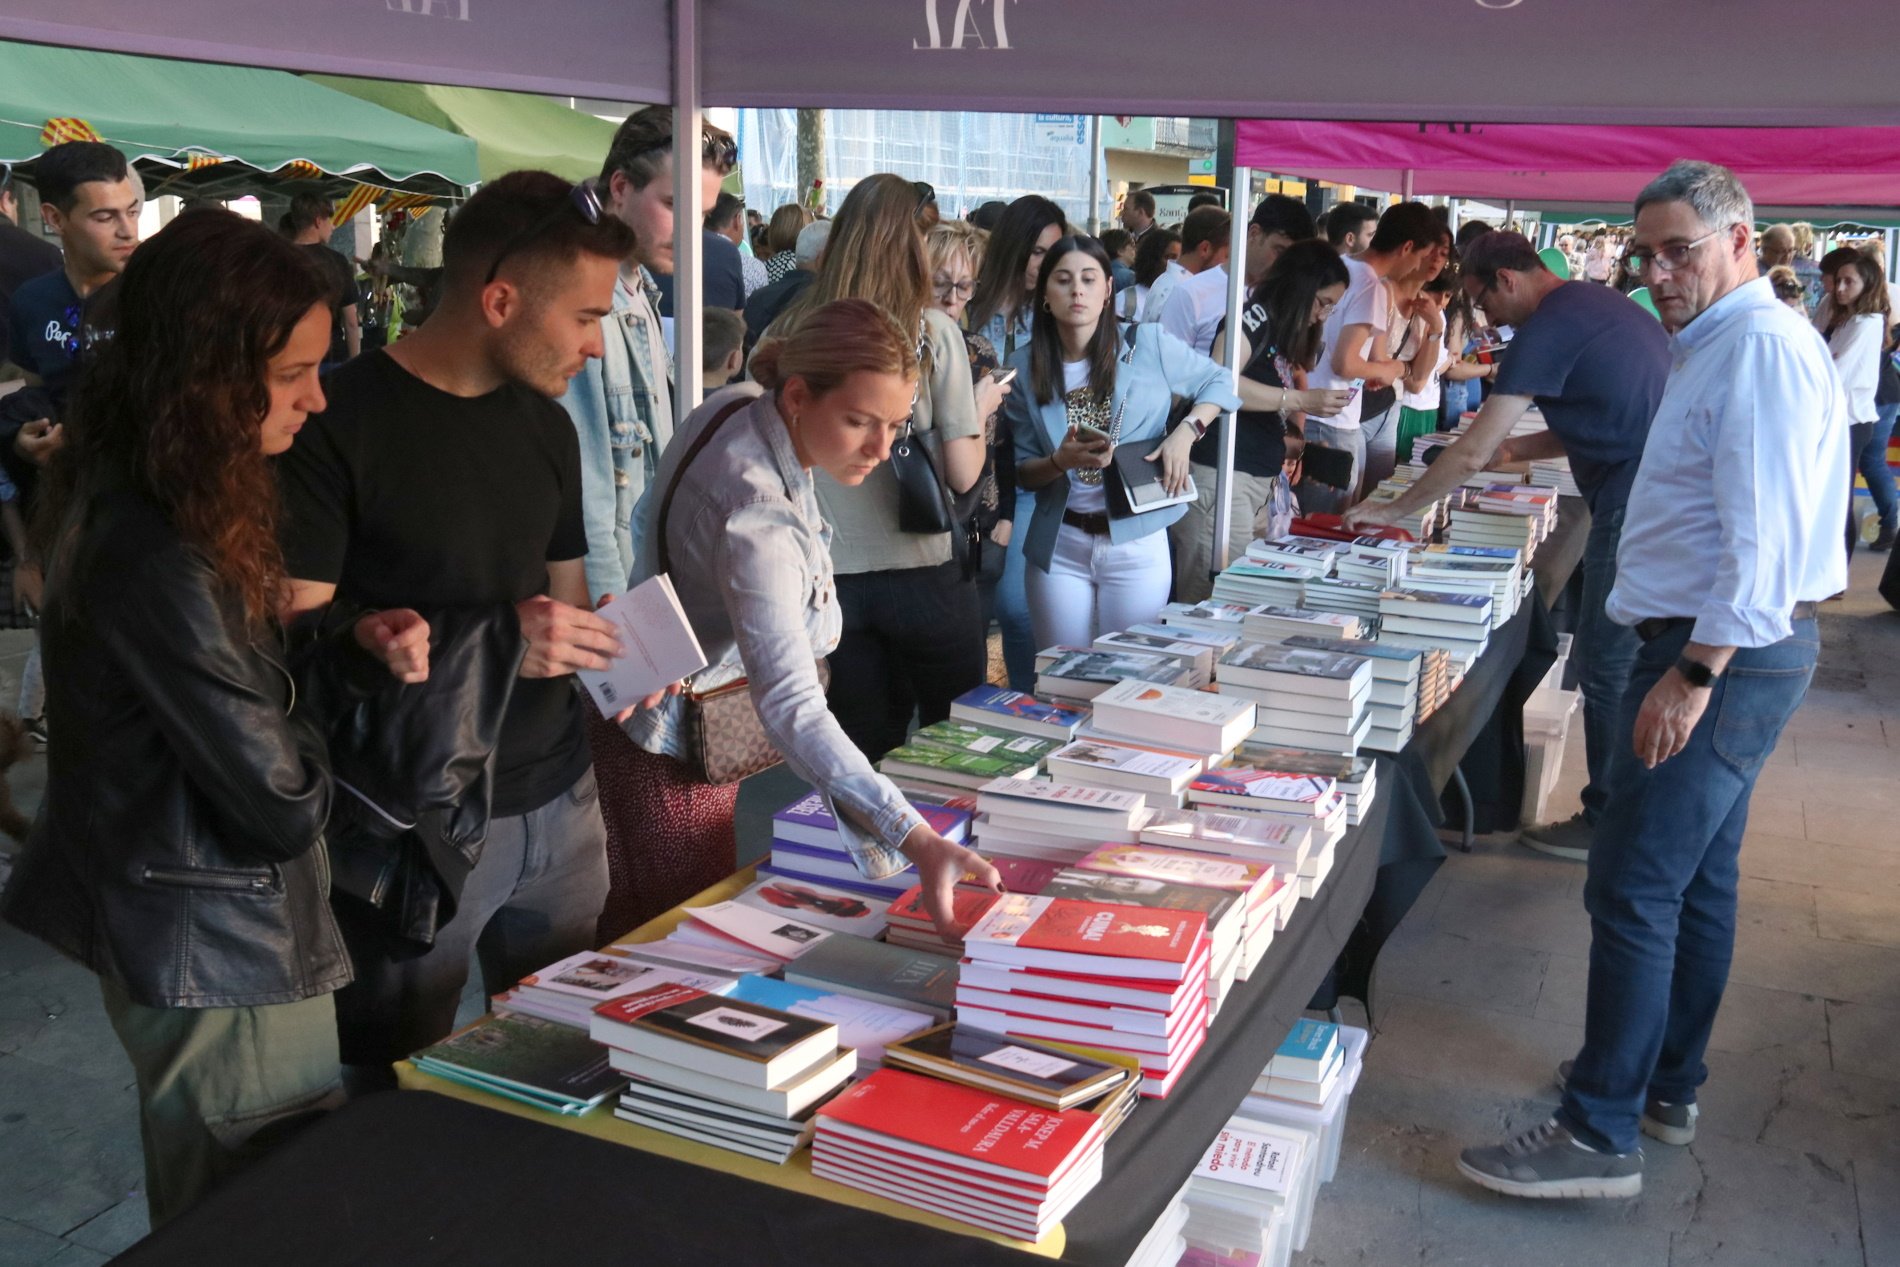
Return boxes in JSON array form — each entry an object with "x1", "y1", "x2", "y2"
[{"x1": 1006, "y1": 236, "x2": 1242, "y2": 651}]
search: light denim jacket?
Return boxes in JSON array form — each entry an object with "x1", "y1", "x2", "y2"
[
  {"x1": 557, "y1": 268, "x2": 674, "y2": 604},
  {"x1": 1008, "y1": 323, "x2": 1242, "y2": 572},
  {"x1": 623, "y1": 384, "x2": 924, "y2": 880}
]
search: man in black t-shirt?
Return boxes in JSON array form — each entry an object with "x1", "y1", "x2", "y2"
[
  {"x1": 278, "y1": 193, "x2": 360, "y2": 369},
  {"x1": 279, "y1": 171, "x2": 650, "y2": 1071}
]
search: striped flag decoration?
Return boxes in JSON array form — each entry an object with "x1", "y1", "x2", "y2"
[
  {"x1": 332, "y1": 184, "x2": 384, "y2": 224},
  {"x1": 40, "y1": 118, "x2": 102, "y2": 146}
]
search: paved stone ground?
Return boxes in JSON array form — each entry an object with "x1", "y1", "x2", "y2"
[{"x1": 0, "y1": 558, "x2": 1895, "y2": 1264}]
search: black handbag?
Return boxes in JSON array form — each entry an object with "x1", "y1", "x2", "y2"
[{"x1": 890, "y1": 417, "x2": 957, "y2": 535}]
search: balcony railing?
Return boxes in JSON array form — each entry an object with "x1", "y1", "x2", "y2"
[{"x1": 1154, "y1": 117, "x2": 1218, "y2": 151}]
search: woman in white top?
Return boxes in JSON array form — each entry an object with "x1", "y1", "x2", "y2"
[{"x1": 1819, "y1": 251, "x2": 1890, "y2": 560}]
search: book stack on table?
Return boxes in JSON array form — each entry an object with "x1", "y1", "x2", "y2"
[
  {"x1": 763, "y1": 792, "x2": 970, "y2": 901},
  {"x1": 1075, "y1": 843, "x2": 1292, "y2": 980},
  {"x1": 957, "y1": 893, "x2": 1213, "y2": 1097},
  {"x1": 1282, "y1": 635, "x2": 1422, "y2": 754},
  {"x1": 811, "y1": 1067, "x2": 1109, "y2": 1240},
  {"x1": 1210, "y1": 558, "x2": 1313, "y2": 609},
  {"x1": 1159, "y1": 599, "x2": 1255, "y2": 642},
  {"x1": 782, "y1": 932, "x2": 959, "y2": 1023},
  {"x1": 1297, "y1": 575, "x2": 1388, "y2": 627},
  {"x1": 1358, "y1": 480, "x2": 1444, "y2": 538},
  {"x1": 1185, "y1": 768, "x2": 1347, "y2": 897},
  {"x1": 972, "y1": 776, "x2": 1152, "y2": 866},
  {"x1": 1045, "y1": 737, "x2": 1205, "y2": 811},
  {"x1": 1239, "y1": 604, "x2": 1363, "y2": 645},
  {"x1": 1405, "y1": 548, "x2": 1521, "y2": 630},
  {"x1": 1124, "y1": 619, "x2": 1243, "y2": 662},
  {"x1": 1376, "y1": 589, "x2": 1493, "y2": 659},
  {"x1": 1093, "y1": 629, "x2": 1216, "y2": 687},
  {"x1": 1139, "y1": 807, "x2": 1316, "y2": 904},
  {"x1": 1181, "y1": 1118, "x2": 1312, "y2": 1267},
  {"x1": 413, "y1": 1014, "x2": 626, "y2": 1117},
  {"x1": 1229, "y1": 745, "x2": 1377, "y2": 830},
  {"x1": 493, "y1": 949, "x2": 730, "y2": 1029},
  {"x1": 876, "y1": 719, "x2": 1057, "y2": 800},
  {"x1": 1447, "y1": 503, "x2": 1542, "y2": 557},
  {"x1": 1217, "y1": 643, "x2": 1374, "y2": 758},
  {"x1": 1332, "y1": 538, "x2": 1409, "y2": 588},
  {"x1": 949, "y1": 684, "x2": 1089, "y2": 742},
  {"x1": 1035, "y1": 647, "x2": 1190, "y2": 701},
  {"x1": 723, "y1": 973, "x2": 937, "y2": 1073},
  {"x1": 883, "y1": 1022, "x2": 1139, "y2": 1125},
  {"x1": 1528, "y1": 458, "x2": 1581, "y2": 497},
  {"x1": 591, "y1": 985, "x2": 857, "y2": 1163},
  {"x1": 1252, "y1": 1019, "x2": 1347, "y2": 1108}
]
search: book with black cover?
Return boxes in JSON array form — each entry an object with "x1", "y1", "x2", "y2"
[
  {"x1": 782, "y1": 935, "x2": 960, "y2": 1020},
  {"x1": 884, "y1": 1022, "x2": 1129, "y2": 1109},
  {"x1": 1109, "y1": 444, "x2": 1199, "y2": 513}
]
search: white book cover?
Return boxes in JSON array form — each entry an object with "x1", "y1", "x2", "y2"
[
  {"x1": 976, "y1": 777, "x2": 1147, "y2": 816},
  {"x1": 1092, "y1": 678, "x2": 1254, "y2": 729},
  {"x1": 576, "y1": 574, "x2": 708, "y2": 718},
  {"x1": 1049, "y1": 741, "x2": 1203, "y2": 783},
  {"x1": 682, "y1": 900, "x2": 833, "y2": 961},
  {"x1": 1194, "y1": 1121, "x2": 1303, "y2": 1196},
  {"x1": 519, "y1": 951, "x2": 730, "y2": 1002},
  {"x1": 733, "y1": 876, "x2": 891, "y2": 938}
]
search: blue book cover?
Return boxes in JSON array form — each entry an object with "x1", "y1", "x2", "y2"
[
  {"x1": 952, "y1": 685, "x2": 1087, "y2": 730},
  {"x1": 1275, "y1": 1018, "x2": 1339, "y2": 1064},
  {"x1": 725, "y1": 975, "x2": 830, "y2": 1012}
]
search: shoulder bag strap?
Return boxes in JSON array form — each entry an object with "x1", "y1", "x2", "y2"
[{"x1": 655, "y1": 395, "x2": 753, "y2": 578}]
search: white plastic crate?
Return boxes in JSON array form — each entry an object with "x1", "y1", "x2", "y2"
[
  {"x1": 1521, "y1": 687, "x2": 1580, "y2": 826},
  {"x1": 1239, "y1": 1024, "x2": 1369, "y2": 1186}
]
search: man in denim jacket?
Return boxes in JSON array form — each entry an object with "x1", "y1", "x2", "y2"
[{"x1": 560, "y1": 107, "x2": 735, "y2": 604}]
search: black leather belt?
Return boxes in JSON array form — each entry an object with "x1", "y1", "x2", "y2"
[
  {"x1": 1635, "y1": 601, "x2": 1817, "y2": 643},
  {"x1": 1063, "y1": 509, "x2": 1112, "y2": 536}
]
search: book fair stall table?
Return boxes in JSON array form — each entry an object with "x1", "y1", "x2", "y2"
[{"x1": 120, "y1": 492, "x2": 1590, "y2": 1267}]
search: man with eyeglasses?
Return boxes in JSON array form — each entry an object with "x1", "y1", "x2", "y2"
[
  {"x1": 1346, "y1": 230, "x2": 1670, "y2": 864},
  {"x1": 559, "y1": 106, "x2": 736, "y2": 607},
  {"x1": 279, "y1": 171, "x2": 654, "y2": 1081},
  {"x1": 1458, "y1": 160, "x2": 1848, "y2": 1201}
]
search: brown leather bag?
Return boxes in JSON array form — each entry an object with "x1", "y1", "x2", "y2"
[{"x1": 656, "y1": 396, "x2": 828, "y2": 786}]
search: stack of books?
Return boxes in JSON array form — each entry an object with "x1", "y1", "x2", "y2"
[
  {"x1": 1045, "y1": 738, "x2": 1205, "y2": 810},
  {"x1": 957, "y1": 893, "x2": 1212, "y2": 1097},
  {"x1": 723, "y1": 973, "x2": 936, "y2": 1072},
  {"x1": 950, "y1": 685, "x2": 1089, "y2": 742},
  {"x1": 1160, "y1": 600, "x2": 1255, "y2": 642},
  {"x1": 1088, "y1": 679, "x2": 1256, "y2": 762},
  {"x1": 1035, "y1": 648, "x2": 1189, "y2": 701},
  {"x1": 1284, "y1": 635, "x2": 1421, "y2": 753},
  {"x1": 592, "y1": 984, "x2": 857, "y2": 1161},
  {"x1": 1332, "y1": 539, "x2": 1409, "y2": 589},
  {"x1": 1075, "y1": 843, "x2": 1291, "y2": 981},
  {"x1": 1477, "y1": 482, "x2": 1559, "y2": 529},
  {"x1": 883, "y1": 884, "x2": 1004, "y2": 955},
  {"x1": 1034, "y1": 866, "x2": 1244, "y2": 1016},
  {"x1": 883, "y1": 1023, "x2": 1135, "y2": 1115},
  {"x1": 1298, "y1": 576, "x2": 1387, "y2": 626},
  {"x1": 1358, "y1": 482, "x2": 1443, "y2": 538},
  {"x1": 1186, "y1": 767, "x2": 1349, "y2": 894},
  {"x1": 1230, "y1": 745, "x2": 1378, "y2": 830},
  {"x1": 1447, "y1": 504, "x2": 1540, "y2": 556},
  {"x1": 1377, "y1": 589, "x2": 1493, "y2": 654},
  {"x1": 1245, "y1": 536, "x2": 1343, "y2": 576},
  {"x1": 1217, "y1": 643, "x2": 1373, "y2": 757},
  {"x1": 1094, "y1": 630, "x2": 1215, "y2": 687},
  {"x1": 1403, "y1": 552, "x2": 1520, "y2": 630},
  {"x1": 672, "y1": 900, "x2": 835, "y2": 966},
  {"x1": 1252, "y1": 1018, "x2": 1347, "y2": 1107},
  {"x1": 1139, "y1": 808, "x2": 1315, "y2": 902},
  {"x1": 1182, "y1": 1119, "x2": 1309, "y2": 1267},
  {"x1": 1240, "y1": 605, "x2": 1362, "y2": 645},
  {"x1": 765, "y1": 792, "x2": 970, "y2": 900},
  {"x1": 1210, "y1": 558, "x2": 1310, "y2": 610},
  {"x1": 876, "y1": 720, "x2": 1056, "y2": 799},
  {"x1": 973, "y1": 777, "x2": 1151, "y2": 865},
  {"x1": 782, "y1": 934, "x2": 959, "y2": 1023},
  {"x1": 812, "y1": 1068, "x2": 1107, "y2": 1240},
  {"x1": 1529, "y1": 458, "x2": 1580, "y2": 497},
  {"x1": 413, "y1": 1015, "x2": 625, "y2": 1116},
  {"x1": 1125, "y1": 620, "x2": 1243, "y2": 662},
  {"x1": 494, "y1": 950, "x2": 730, "y2": 1028}
]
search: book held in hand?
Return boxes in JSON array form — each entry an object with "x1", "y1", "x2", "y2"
[
  {"x1": 1110, "y1": 444, "x2": 1199, "y2": 513},
  {"x1": 576, "y1": 573, "x2": 707, "y2": 718}
]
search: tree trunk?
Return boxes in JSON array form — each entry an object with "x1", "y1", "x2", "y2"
[
  {"x1": 405, "y1": 205, "x2": 445, "y2": 268},
  {"x1": 795, "y1": 108, "x2": 827, "y2": 213}
]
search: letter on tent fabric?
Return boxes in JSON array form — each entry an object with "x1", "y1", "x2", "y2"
[{"x1": 914, "y1": 0, "x2": 1014, "y2": 50}]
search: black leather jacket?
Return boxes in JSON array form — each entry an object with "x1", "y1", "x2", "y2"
[{"x1": 2, "y1": 486, "x2": 348, "y2": 1008}]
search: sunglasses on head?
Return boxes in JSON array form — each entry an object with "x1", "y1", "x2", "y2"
[{"x1": 484, "y1": 180, "x2": 605, "y2": 286}]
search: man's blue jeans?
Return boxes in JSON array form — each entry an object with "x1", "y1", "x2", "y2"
[
  {"x1": 1859, "y1": 402, "x2": 1898, "y2": 525},
  {"x1": 1573, "y1": 504, "x2": 1642, "y2": 825},
  {"x1": 1559, "y1": 618, "x2": 1818, "y2": 1154}
]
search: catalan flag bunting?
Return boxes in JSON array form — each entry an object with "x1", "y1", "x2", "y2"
[
  {"x1": 40, "y1": 117, "x2": 102, "y2": 146},
  {"x1": 332, "y1": 184, "x2": 384, "y2": 224}
]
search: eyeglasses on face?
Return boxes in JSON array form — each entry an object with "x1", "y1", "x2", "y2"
[
  {"x1": 484, "y1": 180, "x2": 605, "y2": 286},
  {"x1": 1626, "y1": 228, "x2": 1726, "y2": 276},
  {"x1": 933, "y1": 275, "x2": 975, "y2": 299}
]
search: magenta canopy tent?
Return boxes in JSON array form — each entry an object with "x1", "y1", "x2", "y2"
[{"x1": 1235, "y1": 120, "x2": 1900, "y2": 213}]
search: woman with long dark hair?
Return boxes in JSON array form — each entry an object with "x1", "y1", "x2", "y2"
[
  {"x1": 1820, "y1": 250, "x2": 1893, "y2": 559},
  {"x1": 1006, "y1": 236, "x2": 1240, "y2": 648},
  {"x1": 1124, "y1": 226, "x2": 1182, "y2": 322},
  {"x1": 1, "y1": 209, "x2": 425, "y2": 1225},
  {"x1": 1169, "y1": 240, "x2": 1354, "y2": 600},
  {"x1": 967, "y1": 194, "x2": 1068, "y2": 359}
]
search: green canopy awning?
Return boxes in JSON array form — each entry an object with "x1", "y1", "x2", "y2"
[
  {"x1": 0, "y1": 40, "x2": 479, "y2": 193},
  {"x1": 308, "y1": 76, "x2": 619, "y2": 184}
]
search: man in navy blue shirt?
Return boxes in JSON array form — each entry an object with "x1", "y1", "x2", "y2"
[{"x1": 1345, "y1": 231, "x2": 1672, "y2": 861}]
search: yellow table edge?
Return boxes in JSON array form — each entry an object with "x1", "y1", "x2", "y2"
[{"x1": 396, "y1": 864, "x2": 1067, "y2": 1259}]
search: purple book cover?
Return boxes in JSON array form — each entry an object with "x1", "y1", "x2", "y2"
[{"x1": 955, "y1": 685, "x2": 1087, "y2": 728}]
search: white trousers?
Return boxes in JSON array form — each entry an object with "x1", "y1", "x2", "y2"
[{"x1": 1027, "y1": 523, "x2": 1173, "y2": 652}]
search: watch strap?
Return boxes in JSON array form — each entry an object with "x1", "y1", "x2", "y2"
[{"x1": 1675, "y1": 655, "x2": 1718, "y2": 688}]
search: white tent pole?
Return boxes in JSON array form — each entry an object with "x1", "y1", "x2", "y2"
[
  {"x1": 1212, "y1": 163, "x2": 1253, "y2": 575},
  {"x1": 1087, "y1": 116, "x2": 1102, "y2": 234},
  {"x1": 674, "y1": 0, "x2": 705, "y2": 413},
  {"x1": 1401, "y1": 168, "x2": 1415, "y2": 201}
]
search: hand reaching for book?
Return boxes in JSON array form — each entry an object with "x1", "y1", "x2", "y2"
[{"x1": 901, "y1": 826, "x2": 1003, "y2": 942}]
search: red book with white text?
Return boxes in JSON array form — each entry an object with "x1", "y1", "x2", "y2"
[
  {"x1": 814, "y1": 1068, "x2": 1104, "y2": 1187},
  {"x1": 961, "y1": 894, "x2": 1208, "y2": 981}
]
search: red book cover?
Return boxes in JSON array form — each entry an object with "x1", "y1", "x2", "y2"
[
  {"x1": 1076, "y1": 845, "x2": 1274, "y2": 900},
  {"x1": 815, "y1": 1068, "x2": 1103, "y2": 1183},
  {"x1": 964, "y1": 895, "x2": 1207, "y2": 969},
  {"x1": 590, "y1": 982, "x2": 711, "y2": 1031},
  {"x1": 885, "y1": 885, "x2": 999, "y2": 933}
]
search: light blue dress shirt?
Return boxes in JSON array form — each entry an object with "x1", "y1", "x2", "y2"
[{"x1": 1606, "y1": 278, "x2": 1850, "y2": 648}]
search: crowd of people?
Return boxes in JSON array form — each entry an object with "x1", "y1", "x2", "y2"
[{"x1": 0, "y1": 121, "x2": 1874, "y2": 1224}]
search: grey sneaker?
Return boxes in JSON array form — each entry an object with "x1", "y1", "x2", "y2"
[
  {"x1": 1556, "y1": 1059, "x2": 1698, "y2": 1146},
  {"x1": 1520, "y1": 811, "x2": 1594, "y2": 861},
  {"x1": 1457, "y1": 1118, "x2": 1643, "y2": 1199}
]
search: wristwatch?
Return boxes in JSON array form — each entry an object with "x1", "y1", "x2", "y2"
[
  {"x1": 1675, "y1": 656, "x2": 1719, "y2": 688},
  {"x1": 1188, "y1": 416, "x2": 1210, "y2": 440}
]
